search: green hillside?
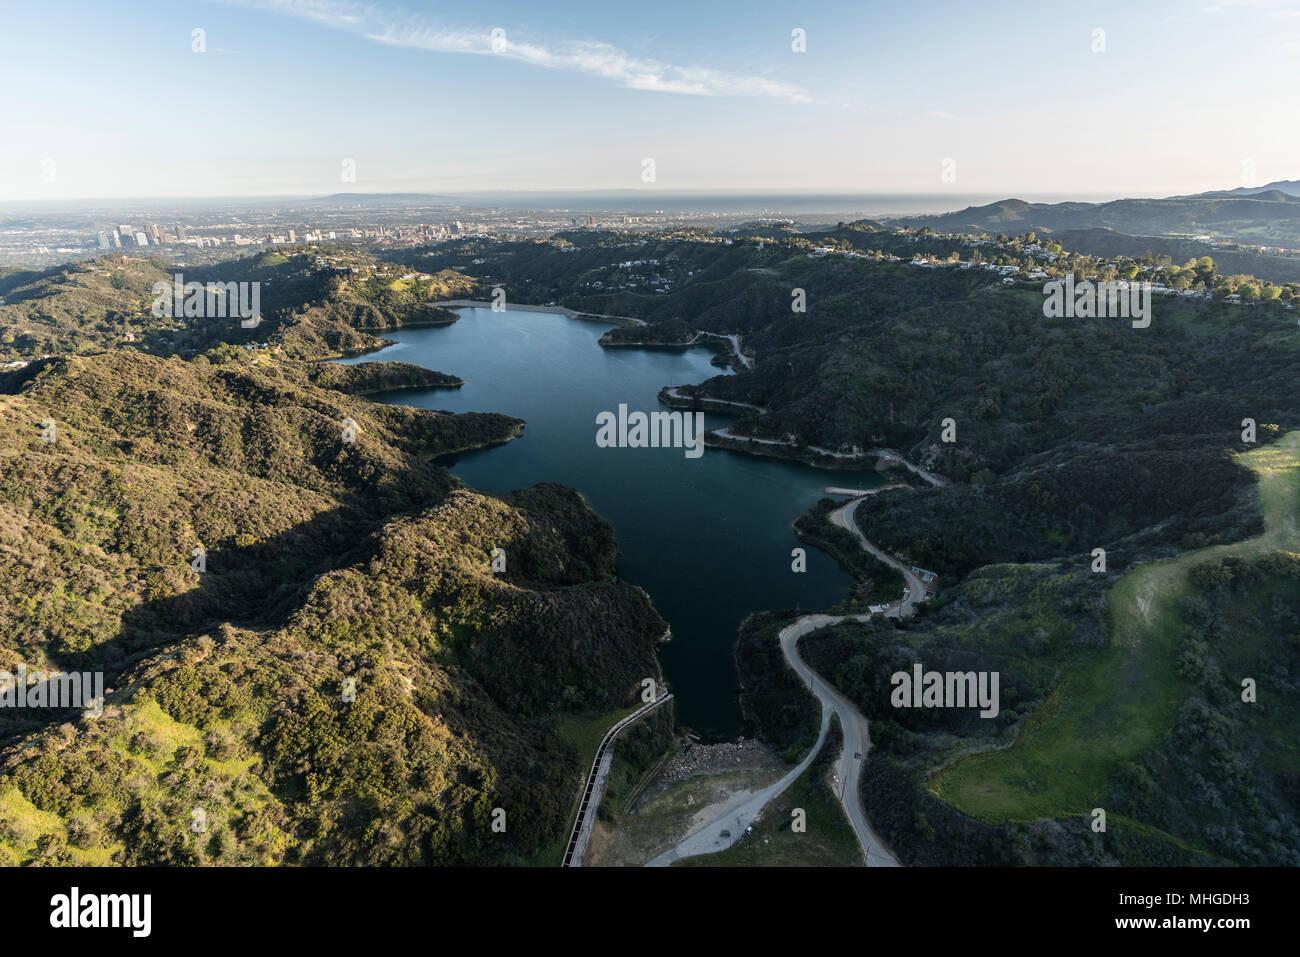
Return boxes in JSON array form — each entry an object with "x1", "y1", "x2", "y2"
[{"x1": 0, "y1": 344, "x2": 667, "y2": 865}]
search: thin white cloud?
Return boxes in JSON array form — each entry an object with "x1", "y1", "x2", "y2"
[
  {"x1": 1202, "y1": 0, "x2": 1300, "y2": 13},
  {"x1": 229, "y1": 0, "x2": 814, "y2": 103}
]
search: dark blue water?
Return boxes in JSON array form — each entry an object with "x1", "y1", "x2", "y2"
[{"x1": 340, "y1": 307, "x2": 871, "y2": 736}]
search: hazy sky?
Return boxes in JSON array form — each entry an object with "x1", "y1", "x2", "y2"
[{"x1": 2, "y1": 0, "x2": 1298, "y2": 200}]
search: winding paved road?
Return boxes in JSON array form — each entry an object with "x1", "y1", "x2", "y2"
[
  {"x1": 830, "y1": 497, "x2": 929, "y2": 616},
  {"x1": 711, "y1": 427, "x2": 868, "y2": 460},
  {"x1": 873, "y1": 450, "x2": 949, "y2": 488},
  {"x1": 647, "y1": 476, "x2": 943, "y2": 867},
  {"x1": 778, "y1": 613, "x2": 900, "y2": 867},
  {"x1": 661, "y1": 387, "x2": 767, "y2": 416},
  {"x1": 646, "y1": 704, "x2": 831, "y2": 866}
]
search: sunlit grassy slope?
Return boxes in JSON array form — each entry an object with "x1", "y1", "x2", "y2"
[{"x1": 934, "y1": 431, "x2": 1300, "y2": 822}]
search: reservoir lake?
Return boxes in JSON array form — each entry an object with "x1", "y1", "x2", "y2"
[{"x1": 340, "y1": 307, "x2": 876, "y2": 737}]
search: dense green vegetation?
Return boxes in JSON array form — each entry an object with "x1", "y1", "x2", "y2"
[
  {"x1": 3, "y1": 223, "x2": 1297, "y2": 867},
  {"x1": 302, "y1": 360, "x2": 462, "y2": 395},
  {"x1": 0, "y1": 250, "x2": 475, "y2": 363},
  {"x1": 793, "y1": 497, "x2": 904, "y2": 607},
  {"x1": 1048, "y1": 227, "x2": 1300, "y2": 287},
  {"x1": 935, "y1": 434, "x2": 1300, "y2": 844},
  {"x1": 739, "y1": 572, "x2": 1217, "y2": 865},
  {"x1": 1105, "y1": 551, "x2": 1300, "y2": 864},
  {"x1": 734, "y1": 611, "x2": 819, "y2": 763},
  {"x1": 599, "y1": 317, "x2": 698, "y2": 346},
  {"x1": 0, "y1": 265, "x2": 670, "y2": 864},
  {"x1": 897, "y1": 192, "x2": 1300, "y2": 250},
  {"x1": 396, "y1": 230, "x2": 1299, "y2": 865},
  {"x1": 596, "y1": 707, "x2": 676, "y2": 825},
  {"x1": 735, "y1": 436, "x2": 1299, "y2": 865},
  {"x1": 406, "y1": 229, "x2": 1296, "y2": 583}
]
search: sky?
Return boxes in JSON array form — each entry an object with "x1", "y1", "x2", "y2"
[{"x1": 1, "y1": 0, "x2": 1298, "y2": 201}]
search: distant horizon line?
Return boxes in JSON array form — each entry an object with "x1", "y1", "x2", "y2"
[
  {"x1": 0, "y1": 187, "x2": 1183, "y2": 206},
  {"x1": 2, "y1": 178, "x2": 1292, "y2": 210}
]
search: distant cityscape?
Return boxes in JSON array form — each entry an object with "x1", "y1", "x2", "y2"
[
  {"x1": 4, "y1": 195, "x2": 1298, "y2": 276},
  {"x1": 0, "y1": 199, "x2": 794, "y2": 268},
  {"x1": 95, "y1": 219, "x2": 469, "y2": 251}
]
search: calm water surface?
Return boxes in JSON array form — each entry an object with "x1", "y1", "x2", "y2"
[{"x1": 341, "y1": 307, "x2": 874, "y2": 736}]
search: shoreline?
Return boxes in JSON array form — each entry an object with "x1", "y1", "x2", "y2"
[
  {"x1": 433, "y1": 299, "x2": 644, "y2": 328},
  {"x1": 428, "y1": 420, "x2": 527, "y2": 462},
  {"x1": 600, "y1": 337, "x2": 703, "y2": 350},
  {"x1": 659, "y1": 388, "x2": 948, "y2": 484},
  {"x1": 702, "y1": 429, "x2": 879, "y2": 471},
  {"x1": 343, "y1": 373, "x2": 464, "y2": 395},
  {"x1": 659, "y1": 386, "x2": 881, "y2": 471},
  {"x1": 339, "y1": 303, "x2": 936, "y2": 865}
]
